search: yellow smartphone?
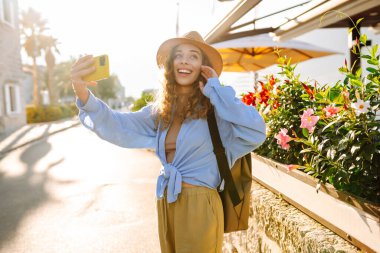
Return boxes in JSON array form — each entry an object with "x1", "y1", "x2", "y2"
[{"x1": 83, "y1": 54, "x2": 110, "y2": 82}]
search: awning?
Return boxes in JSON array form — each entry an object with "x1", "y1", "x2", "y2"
[
  {"x1": 205, "y1": 0, "x2": 262, "y2": 44},
  {"x1": 205, "y1": 0, "x2": 380, "y2": 44},
  {"x1": 274, "y1": 0, "x2": 380, "y2": 41}
]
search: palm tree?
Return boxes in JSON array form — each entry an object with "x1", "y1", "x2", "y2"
[
  {"x1": 54, "y1": 58, "x2": 76, "y2": 103},
  {"x1": 40, "y1": 35, "x2": 60, "y2": 104},
  {"x1": 20, "y1": 8, "x2": 48, "y2": 106}
]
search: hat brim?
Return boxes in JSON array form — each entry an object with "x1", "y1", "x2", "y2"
[{"x1": 156, "y1": 37, "x2": 223, "y2": 76}]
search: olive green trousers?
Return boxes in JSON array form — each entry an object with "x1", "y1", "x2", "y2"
[{"x1": 156, "y1": 186, "x2": 224, "y2": 253}]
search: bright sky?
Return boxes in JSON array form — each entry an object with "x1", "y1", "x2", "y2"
[
  {"x1": 17, "y1": 0, "x2": 237, "y2": 97},
  {"x1": 19, "y1": 0, "x2": 378, "y2": 98}
]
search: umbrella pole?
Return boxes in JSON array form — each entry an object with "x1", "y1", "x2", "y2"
[
  {"x1": 349, "y1": 20, "x2": 371, "y2": 76},
  {"x1": 350, "y1": 21, "x2": 361, "y2": 75}
]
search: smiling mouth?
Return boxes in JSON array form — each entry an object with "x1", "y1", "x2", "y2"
[{"x1": 177, "y1": 69, "x2": 192, "y2": 74}]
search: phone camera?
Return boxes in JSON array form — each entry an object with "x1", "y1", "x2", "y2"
[{"x1": 99, "y1": 56, "x2": 106, "y2": 66}]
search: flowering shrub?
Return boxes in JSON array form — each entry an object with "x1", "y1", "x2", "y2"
[{"x1": 243, "y1": 30, "x2": 380, "y2": 203}]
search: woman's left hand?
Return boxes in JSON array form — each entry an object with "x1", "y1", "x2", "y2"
[{"x1": 199, "y1": 65, "x2": 218, "y2": 93}]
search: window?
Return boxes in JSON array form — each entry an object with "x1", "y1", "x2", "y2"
[
  {"x1": 4, "y1": 83, "x2": 21, "y2": 115},
  {"x1": 0, "y1": 0, "x2": 15, "y2": 27}
]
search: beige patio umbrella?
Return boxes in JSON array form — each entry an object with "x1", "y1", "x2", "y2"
[{"x1": 212, "y1": 34, "x2": 339, "y2": 72}]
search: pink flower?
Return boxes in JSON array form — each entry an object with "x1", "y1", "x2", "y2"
[
  {"x1": 323, "y1": 105, "x2": 340, "y2": 118},
  {"x1": 287, "y1": 164, "x2": 301, "y2": 171},
  {"x1": 300, "y1": 109, "x2": 319, "y2": 133},
  {"x1": 275, "y1": 128, "x2": 291, "y2": 150}
]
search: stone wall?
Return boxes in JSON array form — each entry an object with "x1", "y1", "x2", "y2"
[{"x1": 222, "y1": 181, "x2": 360, "y2": 253}]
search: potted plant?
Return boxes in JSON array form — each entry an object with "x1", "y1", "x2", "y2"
[{"x1": 241, "y1": 24, "x2": 379, "y2": 252}]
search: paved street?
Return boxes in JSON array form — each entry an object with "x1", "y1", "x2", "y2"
[{"x1": 0, "y1": 125, "x2": 161, "y2": 253}]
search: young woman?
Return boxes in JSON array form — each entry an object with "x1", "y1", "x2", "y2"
[{"x1": 71, "y1": 31, "x2": 266, "y2": 253}]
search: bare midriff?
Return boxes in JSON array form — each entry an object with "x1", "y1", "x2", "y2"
[
  {"x1": 165, "y1": 91, "x2": 198, "y2": 188},
  {"x1": 165, "y1": 116, "x2": 181, "y2": 164}
]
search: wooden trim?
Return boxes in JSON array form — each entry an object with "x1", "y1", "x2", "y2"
[{"x1": 251, "y1": 153, "x2": 380, "y2": 219}]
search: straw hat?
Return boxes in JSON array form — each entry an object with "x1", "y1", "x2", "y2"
[{"x1": 156, "y1": 31, "x2": 223, "y2": 76}]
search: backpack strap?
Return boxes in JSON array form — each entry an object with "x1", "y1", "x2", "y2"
[{"x1": 207, "y1": 107, "x2": 242, "y2": 207}]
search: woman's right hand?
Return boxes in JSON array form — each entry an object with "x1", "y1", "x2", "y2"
[{"x1": 70, "y1": 55, "x2": 97, "y2": 105}]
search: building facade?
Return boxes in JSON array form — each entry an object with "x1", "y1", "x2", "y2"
[{"x1": 0, "y1": 0, "x2": 25, "y2": 134}]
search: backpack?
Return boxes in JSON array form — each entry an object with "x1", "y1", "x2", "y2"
[{"x1": 207, "y1": 108, "x2": 252, "y2": 233}]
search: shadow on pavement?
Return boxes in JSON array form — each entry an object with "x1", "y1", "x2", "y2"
[
  {"x1": 0, "y1": 125, "x2": 36, "y2": 156},
  {"x1": 0, "y1": 125, "x2": 61, "y2": 248}
]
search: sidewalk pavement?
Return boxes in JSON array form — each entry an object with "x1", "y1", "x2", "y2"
[{"x1": 0, "y1": 117, "x2": 81, "y2": 157}]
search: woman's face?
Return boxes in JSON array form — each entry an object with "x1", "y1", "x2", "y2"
[{"x1": 173, "y1": 43, "x2": 203, "y2": 86}]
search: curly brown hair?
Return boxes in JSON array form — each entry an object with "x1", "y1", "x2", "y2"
[{"x1": 154, "y1": 45, "x2": 212, "y2": 130}]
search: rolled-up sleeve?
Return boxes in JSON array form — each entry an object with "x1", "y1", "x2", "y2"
[
  {"x1": 203, "y1": 78, "x2": 266, "y2": 167},
  {"x1": 77, "y1": 91, "x2": 157, "y2": 149}
]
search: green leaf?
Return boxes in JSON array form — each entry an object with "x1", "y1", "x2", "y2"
[
  {"x1": 361, "y1": 55, "x2": 371, "y2": 59},
  {"x1": 360, "y1": 34, "x2": 367, "y2": 45},
  {"x1": 366, "y1": 67, "x2": 377, "y2": 73},
  {"x1": 371, "y1": 44, "x2": 378, "y2": 58},
  {"x1": 317, "y1": 139, "x2": 329, "y2": 151},
  {"x1": 367, "y1": 59, "x2": 379, "y2": 65},
  {"x1": 338, "y1": 138, "x2": 349, "y2": 150},
  {"x1": 337, "y1": 154, "x2": 347, "y2": 161},
  {"x1": 339, "y1": 67, "x2": 348, "y2": 73},
  {"x1": 355, "y1": 67, "x2": 362, "y2": 78},
  {"x1": 315, "y1": 93, "x2": 324, "y2": 100},
  {"x1": 327, "y1": 149, "x2": 336, "y2": 159},
  {"x1": 292, "y1": 138, "x2": 305, "y2": 143},
  {"x1": 300, "y1": 148, "x2": 312, "y2": 154},
  {"x1": 310, "y1": 135, "x2": 315, "y2": 144},
  {"x1": 332, "y1": 94, "x2": 344, "y2": 104},
  {"x1": 305, "y1": 140, "x2": 313, "y2": 146},
  {"x1": 344, "y1": 76, "x2": 349, "y2": 85},
  {"x1": 348, "y1": 27, "x2": 354, "y2": 34},
  {"x1": 350, "y1": 145, "x2": 360, "y2": 155},
  {"x1": 322, "y1": 119, "x2": 338, "y2": 132},
  {"x1": 348, "y1": 164, "x2": 356, "y2": 171},
  {"x1": 330, "y1": 149, "x2": 336, "y2": 159},
  {"x1": 348, "y1": 130, "x2": 356, "y2": 141},
  {"x1": 302, "y1": 128, "x2": 309, "y2": 138},
  {"x1": 350, "y1": 79, "x2": 362, "y2": 87},
  {"x1": 355, "y1": 18, "x2": 364, "y2": 26}
]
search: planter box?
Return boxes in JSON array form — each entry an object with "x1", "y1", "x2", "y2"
[{"x1": 251, "y1": 153, "x2": 380, "y2": 253}]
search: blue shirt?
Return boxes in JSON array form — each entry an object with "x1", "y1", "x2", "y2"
[{"x1": 77, "y1": 77, "x2": 266, "y2": 203}]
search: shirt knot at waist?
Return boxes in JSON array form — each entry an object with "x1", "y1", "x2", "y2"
[{"x1": 156, "y1": 163, "x2": 182, "y2": 203}]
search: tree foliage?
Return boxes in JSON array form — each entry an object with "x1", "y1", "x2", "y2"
[
  {"x1": 89, "y1": 75, "x2": 123, "y2": 101},
  {"x1": 131, "y1": 89, "x2": 156, "y2": 112},
  {"x1": 20, "y1": 8, "x2": 60, "y2": 105}
]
